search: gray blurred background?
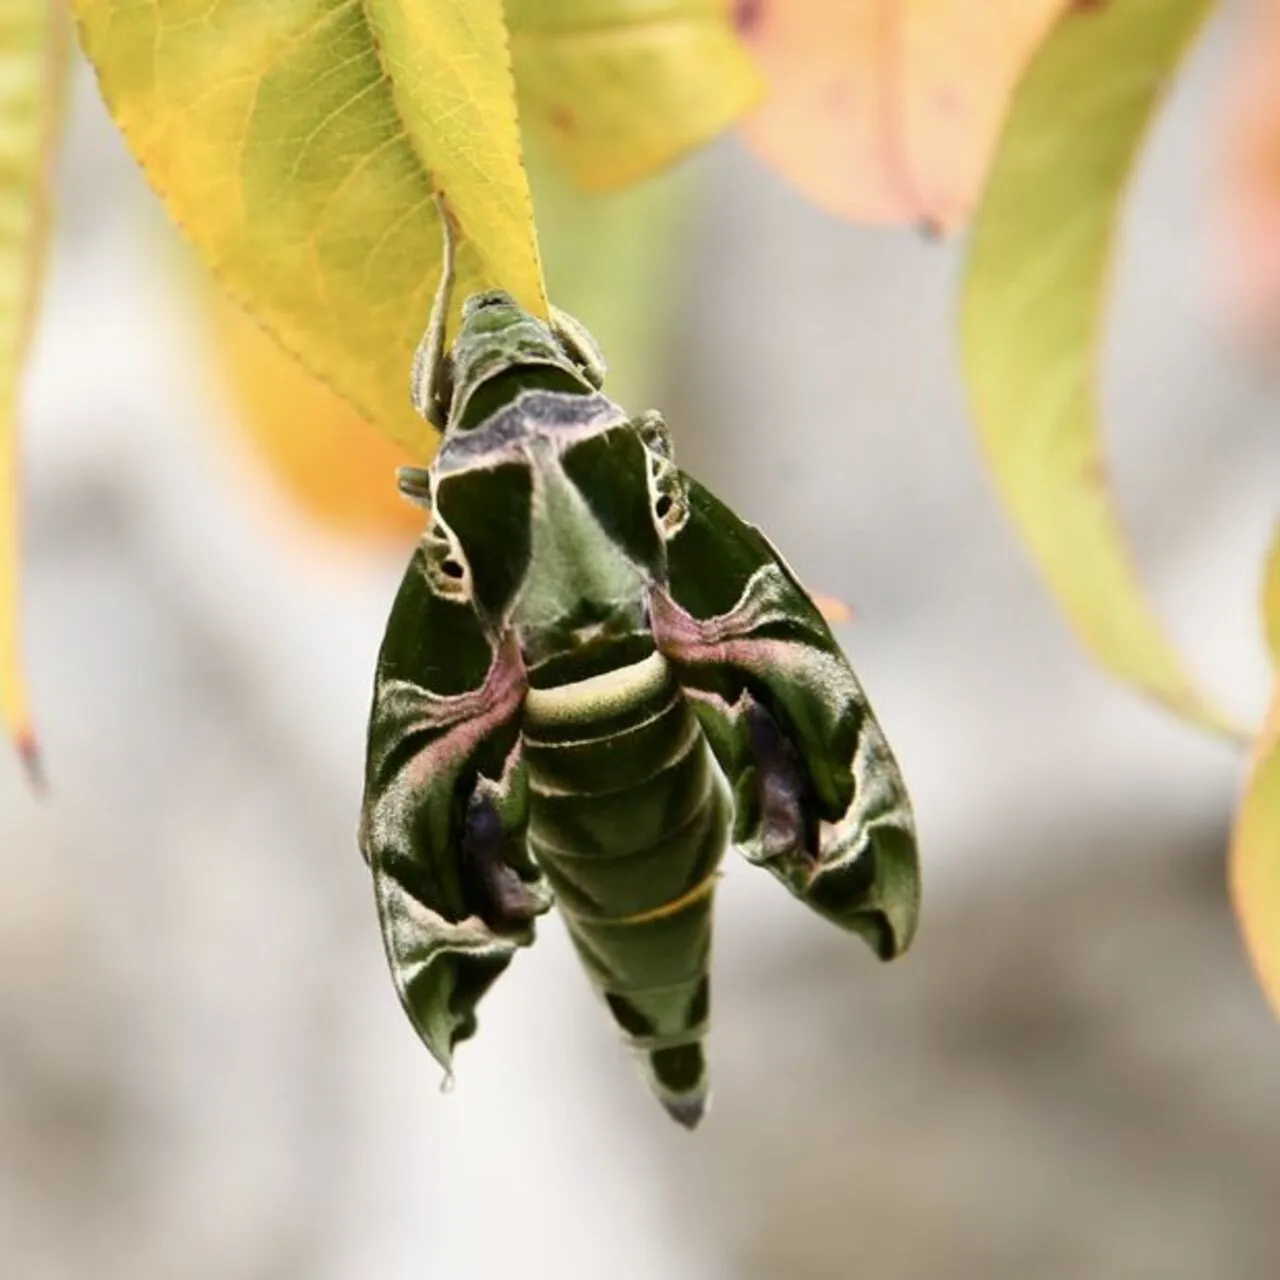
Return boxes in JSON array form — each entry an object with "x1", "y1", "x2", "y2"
[{"x1": 3, "y1": 10, "x2": 1279, "y2": 1279}]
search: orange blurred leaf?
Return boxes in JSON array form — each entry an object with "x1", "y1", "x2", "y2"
[
  {"x1": 1215, "y1": 0, "x2": 1280, "y2": 348},
  {"x1": 737, "y1": 0, "x2": 1068, "y2": 231},
  {"x1": 212, "y1": 293, "x2": 421, "y2": 546},
  {"x1": 812, "y1": 593, "x2": 853, "y2": 625}
]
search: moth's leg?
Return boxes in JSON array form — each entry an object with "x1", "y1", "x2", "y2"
[
  {"x1": 633, "y1": 408, "x2": 674, "y2": 457},
  {"x1": 549, "y1": 305, "x2": 607, "y2": 388},
  {"x1": 396, "y1": 465, "x2": 432, "y2": 510},
  {"x1": 409, "y1": 195, "x2": 457, "y2": 429}
]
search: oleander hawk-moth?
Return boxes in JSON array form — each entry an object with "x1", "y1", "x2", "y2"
[{"x1": 359, "y1": 211, "x2": 920, "y2": 1129}]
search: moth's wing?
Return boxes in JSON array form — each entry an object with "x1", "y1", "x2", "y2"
[
  {"x1": 359, "y1": 549, "x2": 549, "y2": 1074},
  {"x1": 650, "y1": 477, "x2": 919, "y2": 959}
]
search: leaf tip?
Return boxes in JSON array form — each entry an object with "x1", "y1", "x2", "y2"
[
  {"x1": 15, "y1": 729, "x2": 44, "y2": 793},
  {"x1": 732, "y1": 0, "x2": 765, "y2": 39}
]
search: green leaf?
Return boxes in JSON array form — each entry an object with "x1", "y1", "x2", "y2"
[
  {"x1": 1231, "y1": 528, "x2": 1280, "y2": 1019},
  {"x1": 0, "y1": 1, "x2": 66, "y2": 778},
  {"x1": 508, "y1": 0, "x2": 762, "y2": 189},
  {"x1": 73, "y1": 0, "x2": 546, "y2": 457},
  {"x1": 958, "y1": 0, "x2": 1230, "y2": 733},
  {"x1": 1265, "y1": 520, "x2": 1280, "y2": 666},
  {"x1": 529, "y1": 137, "x2": 691, "y2": 413}
]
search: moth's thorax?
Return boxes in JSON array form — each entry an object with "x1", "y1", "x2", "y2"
[
  {"x1": 428, "y1": 382, "x2": 661, "y2": 674},
  {"x1": 432, "y1": 388, "x2": 628, "y2": 476},
  {"x1": 447, "y1": 292, "x2": 596, "y2": 430},
  {"x1": 510, "y1": 437, "x2": 650, "y2": 670}
]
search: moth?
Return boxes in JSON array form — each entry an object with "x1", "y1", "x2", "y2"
[{"x1": 359, "y1": 210, "x2": 920, "y2": 1129}]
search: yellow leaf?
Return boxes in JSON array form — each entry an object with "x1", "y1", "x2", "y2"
[
  {"x1": 1265, "y1": 520, "x2": 1280, "y2": 666},
  {"x1": 736, "y1": 0, "x2": 1067, "y2": 231},
  {"x1": 0, "y1": 2, "x2": 66, "y2": 778},
  {"x1": 959, "y1": 0, "x2": 1232, "y2": 734},
  {"x1": 209, "y1": 142, "x2": 692, "y2": 544},
  {"x1": 509, "y1": 0, "x2": 762, "y2": 190},
  {"x1": 73, "y1": 0, "x2": 546, "y2": 458},
  {"x1": 211, "y1": 290, "x2": 422, "y2": 545},
  {"x1": 1230, "y1": 528, "x2": 1280, "y2": 1017}
]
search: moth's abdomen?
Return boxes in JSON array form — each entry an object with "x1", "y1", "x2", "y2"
[{"x1": 522, "y1": 649, "x2": 730, "y2": 1128}]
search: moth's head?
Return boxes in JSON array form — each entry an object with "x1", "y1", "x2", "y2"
[
  {"x1": 399, "y1": 416, "x2": 688, "y2": 668},
  {"x1": 458, "y1": 288, "x2": 531, "y2": 337},
  {"x1": 442, "y1": 291, "x2": 602, "y2": 431}
]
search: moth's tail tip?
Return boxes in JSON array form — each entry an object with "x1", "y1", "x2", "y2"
[
  {"x1": 646, "y1": 1041, "x2": 709, "y2": 1129},
  {"x1": 661, "y1": 1092, "x2": 708, "y2": 1130}
]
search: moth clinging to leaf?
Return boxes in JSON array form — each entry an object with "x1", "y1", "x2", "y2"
[{"x1": 359, "y1": 201, "x2": 920, "y2": 1128}]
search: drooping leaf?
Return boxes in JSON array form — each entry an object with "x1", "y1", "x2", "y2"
[
  {"x1": 206, "y1": 142, "x2": 693, "y2": 543},
  {"x1": 509, "y1": 0, "x2": 762, "y2": 190},
  {"x1": 0, "y1": 1, "x2": 66, "y2": 777},
  {"x1": 959, "y1": 0, "x2": 1231, "y2": 733},
  {"x1": 73, "y1": 0, "x2": 546, "y2": 458},
  {"x1": 1214, "y1": 0, "x2": 1280, "y2": 352},
  {"x1": 1230, "y1": 527, "x2": 1280, "y2": 1018},
  {"x1": 736, "y1": 0, "x2": 1067, "y2": 231}
]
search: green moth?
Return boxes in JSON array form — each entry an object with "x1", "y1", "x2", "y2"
[{"x1": 359, "y1": 211, "x2": 920, "y2": 1129}]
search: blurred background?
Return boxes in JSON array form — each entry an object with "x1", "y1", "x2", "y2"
[{"x1": 3, "y1": 9, "x2": 1280, "y2": 1279}]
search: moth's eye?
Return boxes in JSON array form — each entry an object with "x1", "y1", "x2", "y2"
[
  {"x1": 651, "y1": 469, "x2": 687, "y2": 538},
  {"x1": 423, "y1": 519, "x2": 472, "y2": 601}
]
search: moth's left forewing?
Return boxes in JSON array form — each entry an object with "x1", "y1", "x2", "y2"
[
  {"x1": 650, "y1": 476, "x2": 919, "y2": 959},
  {"x1": 360, "y1": 550, "x2": 548, "y2": 1074}
]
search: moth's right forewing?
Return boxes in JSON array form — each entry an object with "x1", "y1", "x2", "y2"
[{"x1": 652, "y1": 477, "x2": 920, "y2": 960}]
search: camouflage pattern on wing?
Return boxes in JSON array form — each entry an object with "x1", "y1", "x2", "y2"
[
  {"x1": 651, "y1": 474, "x2": 919, "y2": 959},
  {"x1": 359, "y1": 548, "x2": 549, "y2": 1073}
]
